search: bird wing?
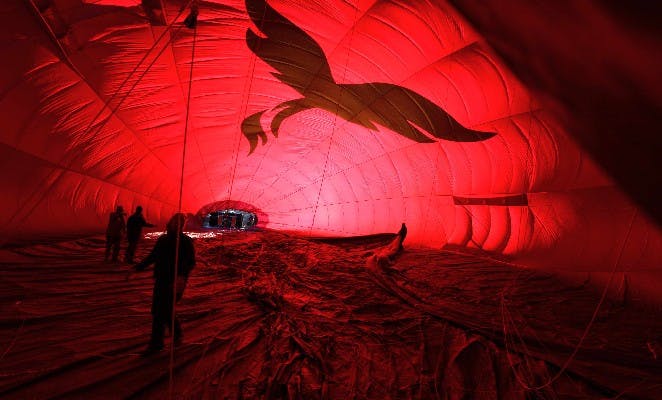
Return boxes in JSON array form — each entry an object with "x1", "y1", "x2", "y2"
[
  {"x1": 245, "y1": 0, "x2": 335, "y2": 91},
  {"x1": 270, "y1": 100, "x2": 312, "y2": 137}
]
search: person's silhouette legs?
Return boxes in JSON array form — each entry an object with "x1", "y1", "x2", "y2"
[
  {"x1": 105, "y1": 236, "x2": 121, "y2": 262},
  {"x1": 125, "y1": 240, "x2": 137, "y2": 263},
  {"x1": 105, "y1": 238, "x2": 112, "y2": 261},
  {"x1": 112, "y1": 241, "x2": 120, "y2": 262}
]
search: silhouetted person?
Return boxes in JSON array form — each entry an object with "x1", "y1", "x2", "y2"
[
  {"x1": 125, "y1": 206, "x2": 155, "y2": 263},
  {"x1": 209, "y1": 211, "x2": 219, "y2": 227},
  {"x1": 366, "y1": 223, "x2": 407, "y2": 273},
  {"x1": 397, "y1": 223, "x2": 407, "y2": 252},
  {"x1": 234, "y1": 213, "x2": 243, "y2": 229},
  {"x1": 132, "y1": 213, "x2": 196, "y2": 354},
  {"x1": 105, "y1": 205, "x2": 126, "y2": 262},
  {"x1": 221, "y1": 213, "x2": 231, "y2": 228}
]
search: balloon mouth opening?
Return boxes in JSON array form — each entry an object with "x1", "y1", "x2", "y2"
[
  {"x1": 203, "y1": 209, "x2": 258, "y2": 230},
  {"x1": 195, "y1": 200, "x2": 267, "y2": 230}
]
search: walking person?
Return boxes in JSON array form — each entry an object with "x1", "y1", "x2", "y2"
[
  {"x1": 125, "y1": 206, "x2": 155, "y2": 263},
  {"x1": 105, "y1": 205, "x2": 126, "y2": 262},
  {"x1": 130, "y1": 213, "x2": 196, "y2": 354}
]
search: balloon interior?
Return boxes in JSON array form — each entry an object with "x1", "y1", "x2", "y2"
[{"x1": 0, "y1": 0, "x2": 660, "y2": 398}]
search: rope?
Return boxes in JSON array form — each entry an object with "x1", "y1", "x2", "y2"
[
  {"x1": 501, "y1": 208, "x2": 639, "y2": 391},
  {"x1": 2, "y1": 1, "x2": 194, "y2": 243},
  {"x1": 227, "y1": 3, "x2": 269, "y2": 203},
  {"x1": 234, "y1": 2, "x2": 370, "y2": 235},
  {"x1": 300, "y1": 2, "x2": 362, "y2": 263},
  {"x1": 233, "y1": 3, "x2": 272, "y2": 204},
  {"x1": 163, "y1": 2, "x2": 265, "y2": 391},
  {"x1": 169, "y1": 4, "x2": 198, "y2": 398},
  {"x1": 79, "y1": 2, "x2": 192, "y2": 146}
]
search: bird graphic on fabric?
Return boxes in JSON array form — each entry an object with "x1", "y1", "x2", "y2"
[{"x1": 241, "y1": 0, "x2": 496, "y2": 154}]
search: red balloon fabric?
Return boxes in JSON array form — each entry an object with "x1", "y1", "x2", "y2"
[{"x1": 1, "y1": 0, "x2": 661, "y2": 295}]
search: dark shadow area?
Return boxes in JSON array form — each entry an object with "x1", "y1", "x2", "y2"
[
  {"x1": 453, "y1": 193, "x2": 529, "y2": 206},
  {"x1": 309, "y1": 232, "x2": 398, "y2": 247},
  {"x1": 449, "y1": 0, "x2": 662, "y2": 227},
  {"x1": 0, "y1": 230, "x2": 660, "y2": 398}
]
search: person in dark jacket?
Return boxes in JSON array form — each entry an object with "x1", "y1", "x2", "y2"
[
  {"x1": 124, "y1": 206, "x2": 155, "y2": 263},
  {"x1": 132, "y1": 213, "x2": 196, "y2": 353},
  {"x1": 105, "y1": 205, "x2": 126, "y2": 262}
]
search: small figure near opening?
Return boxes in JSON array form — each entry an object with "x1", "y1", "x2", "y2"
[
  {"x1": 208, "y1": 211, "x2": 219, "y2": 227},
  {"x1": 397, "y1": 222, "x2": 407, "y2": 252},
  {"x1": 125, "y1": 206, "x2": 155, "y2": 263},
  {"x1": 105, "y1": 205, "x2": 126, "y2": 263},
  {"x1": 131, "y1": 213, "x2": 196, "y2": 354}
]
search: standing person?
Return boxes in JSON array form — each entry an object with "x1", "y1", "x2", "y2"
[
  {"x1": 105, "y1": 205, "x2": 126, "y2": 262},
  {"x1": 131, "y1": 213, "x2": 196, "y2": 354},
  {"x1": 125, "y1": 206, "x2": 155, "y2": 263}
]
